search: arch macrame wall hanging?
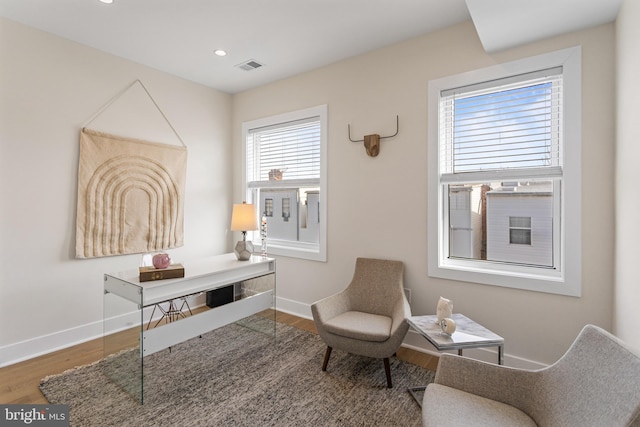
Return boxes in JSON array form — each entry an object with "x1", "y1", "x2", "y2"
[{"x1": 75, "y1": 80, "x2": 187, "y2": 258}]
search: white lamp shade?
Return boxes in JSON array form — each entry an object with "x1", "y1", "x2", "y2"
[{"x1": 231, "y1": 202, "x2": 258, "y2": 231}]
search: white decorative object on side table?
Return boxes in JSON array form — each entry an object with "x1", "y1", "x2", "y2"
[{"x1": 436, "y1": 297, "x2": 453, "y2": 323}]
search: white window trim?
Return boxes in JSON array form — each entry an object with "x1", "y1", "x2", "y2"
[
  {"x1": 428, "y1": 47, "x2": 582, "y2": 297},
  {"x1": 241, "y1": 105, "x2": 328, "y2": 262}
]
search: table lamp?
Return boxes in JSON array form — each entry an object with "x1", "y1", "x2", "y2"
[{"x1": 231, "y1": 201, "x2": 258, "y2": 260}]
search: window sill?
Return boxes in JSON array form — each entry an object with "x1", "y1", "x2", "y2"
[
  {"x1": 428, "y1": 257, "x2": 580, "y2": 297},
  {"x1": 252, "y1": 240, "x2": 326, "y2": 262}
]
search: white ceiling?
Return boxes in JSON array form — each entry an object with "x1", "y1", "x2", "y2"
[
  {"x1": 0, "y1": 0, "x2": 622, "y2": 94},
  {"x1": 467, "y1": 0, "x2": 622, "y2": 53}
]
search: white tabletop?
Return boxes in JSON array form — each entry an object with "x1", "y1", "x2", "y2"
[
  {"x1": 408, "y1": 313, "x2": 504, "y2": 351},
  {"x1": 104, "y1": 253, "x2": 275, "y2": 306}
]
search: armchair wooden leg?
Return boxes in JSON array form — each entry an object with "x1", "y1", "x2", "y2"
[
  {"x1": 383, "y1": 357, "x2": 392, "y2": 388},
  {"x1": 322, "y1": 346, "x2": 333, "y2": 371}
]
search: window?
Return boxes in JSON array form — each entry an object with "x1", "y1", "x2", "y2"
[
  {"x1": 242, "y1": 105, "x2": 327, "y2": 261},
  {"x1": 509, "y1": 217, "x2": 532, "y2": 245},
  {"x1": 264, "y1": 198, "x2": 273, "y2": 217},
  {"x1": 428, "y1": 47, "x2": 581, "y2": 296}
]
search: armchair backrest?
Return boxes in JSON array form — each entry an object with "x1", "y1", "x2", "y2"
[
  {"x1": 531, "y1": 324, "x2": 640, "y2": 426},
  {"x1": 345, "y1": 258, "x2": 405, "y2": 317}
]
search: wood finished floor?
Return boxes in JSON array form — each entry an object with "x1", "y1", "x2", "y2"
[{"x1": 0, "y1": 310, "x2": 439, "y2": 404}]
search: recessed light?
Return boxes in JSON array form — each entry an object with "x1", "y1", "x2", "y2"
[
  {"x1": 214, "y1": 49, "x2": 227, "y2": 57},
  {"x1": 99, "y1": 0, "x2": 114, "y2": 3}
]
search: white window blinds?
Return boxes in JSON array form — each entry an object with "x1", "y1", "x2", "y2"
[
  {"x1": 439, "y1": 67, "x2": 563, "y2": 183},
  {"x1": 247, "y1": 116, "x2": 321, "y2": 186}
]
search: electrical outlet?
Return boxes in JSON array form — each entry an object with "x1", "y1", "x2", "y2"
[{"x1": 404, "y1": 287, "x2": 411, "y2": 304}]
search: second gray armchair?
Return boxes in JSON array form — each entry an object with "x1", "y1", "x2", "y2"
[
  {"x1": 311, "y1": 257, "x2": 411, "y2": 388},
  {"x1": 422, "y1": 324, "x2": 640, "y2": 426}
]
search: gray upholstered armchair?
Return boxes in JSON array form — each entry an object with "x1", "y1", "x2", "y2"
[
  {"x1": 422, "y1": 324, "x2": 640, "y2": 427},
  {"x1": 311, "y1": 257, "x2": 411, "y2": 388}
]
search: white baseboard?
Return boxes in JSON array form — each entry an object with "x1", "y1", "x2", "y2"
[
  {"x1": 1, "y1": 295, "x2": 546, "y2": 370},
  {"x1": 0, "y1": 300, "x2": 192, "y2": 368},
  {"x1": 275, "y1": 296, "x2": 313, "y2": 319},
  {"x1": 272, "y1": 298, "x2": 547, "y2": 370},
  {"x1": 402, "y1": 329, "x2": 546, "y2": 370},
  {"x1": 1, "y1": 294, "x2": 283, "y2": 367},
  {"x1": 0, "y1": 319, "x2": 104, "y2": 368}
]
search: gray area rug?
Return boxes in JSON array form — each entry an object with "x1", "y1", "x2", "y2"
[{"x1": 40, "y1": 316, "x2": 434, "y2": 426}]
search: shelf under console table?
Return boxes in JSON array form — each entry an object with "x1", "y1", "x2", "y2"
[{"x1": 103, "y1": 253, "x2": 276, "y2": 403}]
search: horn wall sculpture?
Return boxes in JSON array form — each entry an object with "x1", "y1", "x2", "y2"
[{"x1": 347, "y1": 115, "x2": 399, "y2": 157}]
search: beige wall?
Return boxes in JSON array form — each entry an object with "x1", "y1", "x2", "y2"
[
  {"x1": 0, "y1": 15, "x2": 622, "y2": 368},
  {"x1": 233, "y1": 21, "x2": 616, "y2": 366},
  {"x1": 0, "y1": 18, "x2": 232, "y2": 365},
  {"x1": 615, "y1": 0, "x2": 640, "y2": 351}
]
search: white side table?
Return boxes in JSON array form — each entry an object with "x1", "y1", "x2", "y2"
[{"x1": 407, "y1": 313, "x2": 504, "y2": 406}]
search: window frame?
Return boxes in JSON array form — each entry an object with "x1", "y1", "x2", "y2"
[
  {"x1": 241, "y1": 105, "x2": 328, "y2": 262},
  {"x1": 428, "y1": 47, "x2": 581, "y2": 296}
]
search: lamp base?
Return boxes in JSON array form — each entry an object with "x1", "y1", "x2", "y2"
[{"x1": 234, "y1": 240, "x2": 254, "y2": 261}]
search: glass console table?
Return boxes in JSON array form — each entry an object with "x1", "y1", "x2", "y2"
[{"x1": 103, "y1": 253, "x2": 276, "y2": 403}]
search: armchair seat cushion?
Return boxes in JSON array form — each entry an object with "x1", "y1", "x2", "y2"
[
  {"x1": 323, "y1": 311, "x2": 392, "y2": 342},
  {"x1": 423, "y1": 384, "x2": 537, "y2": 427}
]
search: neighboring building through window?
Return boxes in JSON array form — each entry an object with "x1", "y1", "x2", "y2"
[
  {"x1": 242, "y1": 105, "x2": 327, "y2": 261},
  {"x1": 428, "y1": 47, "x2": 581, "y2": 296}
]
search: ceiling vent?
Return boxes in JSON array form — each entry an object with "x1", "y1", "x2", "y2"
[{"x1": 235, "y1": 59, "x2": 264, "y2": 71}]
